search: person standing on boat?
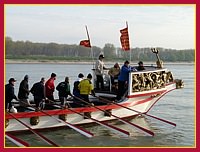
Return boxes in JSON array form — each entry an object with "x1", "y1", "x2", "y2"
[
  {"x1": 18, "y1": 75, "x2": 30, "y2": 107},
  {"x1": 5, "y1": 78, "x2": 18, "y2": 112},
  {"x1": 45, "y1": 73, "x2": 56, "y2": 102},
  {"x1": 136, "y1": 61, "x2": 145, "y2": 71},
  {"x1": 116, "y1": 61, "x2": 134, "y2": 101},
  {"x1": 78, "y1": 73, "x2": 95, "y2": 104},
  {"x1": 30, "y1": 77, "x2": 46, "y2": 110},
  {"x1": 95, "y1": 54, "x2": 107, "y2": 90},
  {"x1": 108, "y1": 62, "x2": 120, "y2": 90},
  {"x1": 56, "y1": 76, "x2": 72, "y2": 106},
  {"x1": 73, "y1": 73, "x2": 84, "y2": 98}
]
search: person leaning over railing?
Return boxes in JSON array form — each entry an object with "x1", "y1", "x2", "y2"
[{"x1": 116, "y1": 60, "x2": 137, "y2": 101}]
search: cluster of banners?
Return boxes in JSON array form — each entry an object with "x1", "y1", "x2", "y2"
[{"x1": 80, "y1": 26, "x2": 130, "y2": 51}]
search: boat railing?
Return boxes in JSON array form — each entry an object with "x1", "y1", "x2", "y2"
[
  {"x1": 92, "y1": 69, "x2": 112, "y2": 92},
  {"x1": 128, "y1": 69, "x2": 174, "y2": 94}
]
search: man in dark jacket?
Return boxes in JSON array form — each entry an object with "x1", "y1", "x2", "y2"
[
  {"x1": 73, "y1": 73, "x2": 84, "y2": 98},
  {"x1": 56, "y1": 77, "x2": 72, "y2": 105},
  {"x1": 136, "y1": 61, "x2": 145, "y2": 71},
  {"x1": 18, "y1": 75, "x2": 30, "y2": 107},
  {"x1": 5, "y1": 78, "x2": 18, "y2": 112},
  {"x1": 30, "y1": 77, "x2": 46, "y2": 110}
]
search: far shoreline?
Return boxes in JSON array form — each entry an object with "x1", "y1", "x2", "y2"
[{"x1": 5, "y1": 59, "x2": 194, "y2": 65}]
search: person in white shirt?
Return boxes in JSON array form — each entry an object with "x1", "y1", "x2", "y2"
[{"x1": 95, "y1": 54, "x2": 107, "y2": 90}]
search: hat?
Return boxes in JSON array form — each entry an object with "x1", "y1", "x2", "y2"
[
  {"x1": 9, "y1": 78, "x2": 16, "y2": 83},
  {"x1": 51, "y1": 73, "x2": 57, "y2": 77},
  {"x1": 138, "y1": 61, "x2": 143, "y2": 65},
  {"x1": 99, "y1": 54, "x2": 105, "y2": 58},
  {"x1": 24, "y1": 75, "x2": 29, "y2": 80},
  {"x1": 87, "y1": 73, "x2": 92, "y2": 79},
  {"x1": 78, "y1": 73, "x2": 84, "y2": 78},
  {"x1": 124, "y1": 60, "x2": 130, "y2": 64}
]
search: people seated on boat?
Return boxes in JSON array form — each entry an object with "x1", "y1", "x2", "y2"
[
  {"x1": 116, "y1": 60, "x2": 132, "y2": 101},
  {"x1": 108, "y1": 62, "x2": 120, "y2": 91},
  {"x1": 45, "y1": 73, "x2": 56, "y2": 102},
  {"x1": 95, "y1": 54, "x2": 108, "y2": 90},
  {"x1": 30, "y1": 77, "x2": 46, "y2": 110},
  {"x1": 18, "y1": 75, "x2": 30, "y2": 107},
  {"x1": 136, "y1": 61, "x2": 145, "y2": 71},
  {"x1": 73, "y1": 73, "x2": 84, "y2": 98},
  {"x1": 5, "y1": 78, "x2": 19, "y2": 112},
  {"x1": 78, "y1": 73, "x2": 95, "y2": 106},
  {"x1": 56, "y1": 76, "x2": 72, "y2": 106}
]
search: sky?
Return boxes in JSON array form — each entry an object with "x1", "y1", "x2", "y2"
[{"x1": 5, "y1": 5, "x2": 195, "y2": 50}]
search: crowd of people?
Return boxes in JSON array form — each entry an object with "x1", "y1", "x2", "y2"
[{"x1": 5, "y1": 54, "x2": 146, "y2": 113}]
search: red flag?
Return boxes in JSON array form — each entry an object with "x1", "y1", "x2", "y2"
[
  {"x1": 120, "y1": 27, "x2": 130, "y2": 51},
  {"x1": 80, "y1": 40, "x2": 91, "y2": 48}
]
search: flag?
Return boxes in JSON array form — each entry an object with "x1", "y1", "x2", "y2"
[
  {"x1": 79, "y1": 40, "x2": 91, "y2": 48},
  {"x1": 120, "y1": 27, "x2": 130, "y2": 51}
]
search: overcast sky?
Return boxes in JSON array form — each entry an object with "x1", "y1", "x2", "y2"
[{"x1": 5, "y1": 5, "x2": 195, "y2": 50}]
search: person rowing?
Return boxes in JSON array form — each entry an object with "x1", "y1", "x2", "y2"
[
  {"x1": 78, "y1": 73, "x2": 95, "y2": 106},
  {"x1": 5, "y1": 78, "x2": 19, "y2": 113},
  {"x1": 30, "y1": 77, "x2": 46, "y2": 111},
  {"x1": 56, "y1": 76, "x2": 72, "y2": 106}
]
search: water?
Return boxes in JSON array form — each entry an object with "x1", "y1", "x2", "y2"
[{"x1": 5, "y1": 63, "x2": 195, "y2": 147}]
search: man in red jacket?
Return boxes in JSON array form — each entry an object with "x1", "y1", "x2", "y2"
[{"x1": 45, "y1": 73, "x2": 56, "y2": 101}]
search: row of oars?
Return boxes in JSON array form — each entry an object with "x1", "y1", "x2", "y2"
[{"x1": 6, "y1": 96, "x2": 176, "y2": 147}]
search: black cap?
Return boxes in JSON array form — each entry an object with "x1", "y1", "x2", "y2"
[
  {"x1": 78, "y1": 73, "x2": 84, "y2": 78},
  {"x1": 24, "y1": 75, "x2": 29, "y2": 80},
  {"x1": 87, "y1": 73, "x2": 92, "y2": 79},
  {"x1": 51, "y1": 73, "x2": 56, "y2": 77},
  {"x1": 124, "y1": 60, "x2": 129, "y2": 64},
  {"x1": 9, "y1": 78, "x2": 16, "y2": 83},
  {"x1": 99, "y1": 54, "x2": 104, "y2": 58},
  {"x1": 138, "y1": 61, "x2": 143, "y2": 65}
]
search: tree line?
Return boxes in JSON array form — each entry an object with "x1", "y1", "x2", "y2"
[{"x1": 5, "y1": 37, "x2": 195, "y2": 62}]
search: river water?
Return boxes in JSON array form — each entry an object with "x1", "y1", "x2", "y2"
[{"x1": 5, "y1": 63, "x2": 195, "y2": 147}]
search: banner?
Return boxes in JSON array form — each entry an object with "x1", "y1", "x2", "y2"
[
  {"x1": 79, "y1": 40, "x2": 91, "y2": 48},
  {"x1": 120, "y1": 27, "x2": 130, "y2": 51}
]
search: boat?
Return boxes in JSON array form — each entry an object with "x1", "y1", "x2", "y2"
[{"x1": 5, "y1": 49, "x2": 184, "y2": 138}]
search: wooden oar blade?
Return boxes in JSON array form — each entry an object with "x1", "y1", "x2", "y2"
[
  {"x1": 53, "y1": 104, "x2": 129, "y2": 137},
  {"x1": 63, "y1": 121, "x2": 94, "y2": 138},
  {"x1": 41, "y1": 110, "x2": 94, "y2": 138},
  {"x1": 7, "y1": 112, "x2": 59, "y2": 147},
  {"x1": 98, "y1": 96, "x2": 176, "y2": 127},
  {"x1": 74, "y1": 96, "x2": 154, "y2": 136},
  {"x1": 21, "y1": 100, "x2": 94, "y2": 138},
  {"x1": 146, "y1": 114, "x2": 176, "y2": 127},
  {"x1": 5, "y1": 133, "x2": 30, "y2": 147},
  {"x1": 98, "y1": 121, "x2": 130, "y2": 137}
]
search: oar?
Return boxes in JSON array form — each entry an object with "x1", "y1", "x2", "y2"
[
  {"x1": 97, "y1": 96, "x2": 176, "y2": 127},
  {"x1": 51, "y1": 103, "x2": 130, "y2": 137},
  {"x1": 73, "y1": 96, "x2": 154, "y2": 136},
  {"x1": 7, "y1": 112, "x2": 59, "y2": 147},
  {"x1": 5, "y1": 132, "x2": 30, "y2": 147},
  {"x1": 21, "y1": 101, "x2": 93, "y2": 138}
]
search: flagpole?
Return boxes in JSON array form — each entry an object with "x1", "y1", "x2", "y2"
[
  {"x1": 85, "y1": 25, "x2": 94, "y2": 68},
  {"x1": 126, "y1": 21, "x2": 131, "y2": 62}
]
